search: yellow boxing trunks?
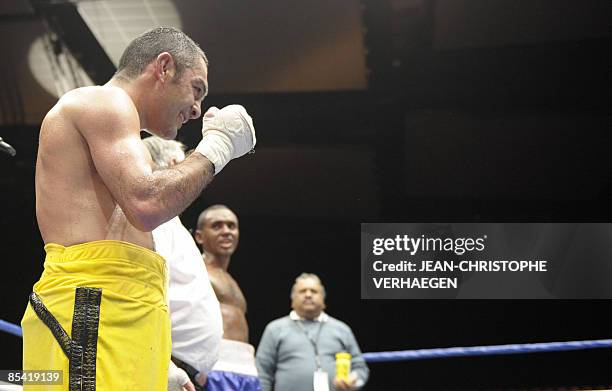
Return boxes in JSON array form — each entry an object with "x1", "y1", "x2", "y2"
[{"x1": 21, "y1": 240, "x2": 171, "y2": 390}]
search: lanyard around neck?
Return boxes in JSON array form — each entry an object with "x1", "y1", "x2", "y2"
[{"x1": 295, "y1": 319, "x2": 325, "y2": 369}]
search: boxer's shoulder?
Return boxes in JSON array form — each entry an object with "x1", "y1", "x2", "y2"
[
  {"x1": 56, "y1": 86, "x2": 136, "y2": 118},
  {"x1": 44, "y1": 86, "x2": 139, "y2": 139}
]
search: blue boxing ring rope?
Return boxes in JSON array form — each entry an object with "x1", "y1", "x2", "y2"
[
  {"x1": 0, "y1": 319, "x2": 22, "y2": 338},
  {"x1": 362, "y1": 339, "x2": 612, "y2": 362},
  {"x1": 2, "y1": 316, "x2": 611, "y2": 362}
]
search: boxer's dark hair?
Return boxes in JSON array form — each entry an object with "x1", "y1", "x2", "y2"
[
  {"x1": 197, "y1": 204, "x2": 234, "y2": 230},
  {"x1": 116, "y1": 27, "x2": 207, "y2": 80}
]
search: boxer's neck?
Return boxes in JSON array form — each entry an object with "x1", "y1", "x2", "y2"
[
  {"x1": 105, "y1": 77, "x2": 148, "y2": 130},
  {"x1": 203, "y1": 252, "x2": 231, "y2": 271}
]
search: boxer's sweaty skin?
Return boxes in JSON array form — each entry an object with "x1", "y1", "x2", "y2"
[
  {"x1": 36, "y1": 55, "x2": 212, "y2": 249},
  {"x1": 209, "y1": 268, "x2": 249, "y2": 342}
]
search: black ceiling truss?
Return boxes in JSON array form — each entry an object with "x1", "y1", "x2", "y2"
[{"x1": 29, "y1": 0, "x2": 116, "y2": 86}]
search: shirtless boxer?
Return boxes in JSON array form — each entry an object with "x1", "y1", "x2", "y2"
[
  {"x1": 22, "y1": 27, "x2": 255, "y2": 390},
  {"x1": 194, "y1": 205, "x2": 262, "y2": 390}
]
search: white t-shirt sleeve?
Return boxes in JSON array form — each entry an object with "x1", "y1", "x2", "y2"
[{"x1": 153, "y1": 217, "x2": 223, "y2": 375}]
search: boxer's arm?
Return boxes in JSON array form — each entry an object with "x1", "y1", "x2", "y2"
[{"x1": 72, "y1": 89, "x2": 214, "y2": 231}]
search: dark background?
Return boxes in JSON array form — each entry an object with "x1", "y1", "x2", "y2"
[{"x1": 2, "y1": 1, "x2": 612, "y2": 390}]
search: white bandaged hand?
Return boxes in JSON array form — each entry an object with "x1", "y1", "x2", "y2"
[
  {"x1": 195, "y1": 104, "x2": 256, "y2": 174},
  {"x1": 168, "y1": 360, "x2": 193, "y2": 391}
]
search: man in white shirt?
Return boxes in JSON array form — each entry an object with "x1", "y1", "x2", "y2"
[{"x1": 144, "y1": 136, "x2": 223, "y2": 391}]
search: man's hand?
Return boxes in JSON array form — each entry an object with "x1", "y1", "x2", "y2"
[
  {"x1": 333, "y1": 373, "x2": 359, "y2": 390},
  {"x1": 195, "y1": 371, "x2": 208, "y2": 387},
  {"x1": 195, "y1": 105, "x2": 256, "y2": 174},
  {"x1": 168, "y1": 360, "x2": 196, "y2": 391}
]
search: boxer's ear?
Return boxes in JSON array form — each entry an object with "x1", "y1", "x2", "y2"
[
  {"x1": 194, "y1": 229, "x2": 204, "y2": 244},
  {"x1": 155, "y1": 52, "x2": 177, "y2": 82}
]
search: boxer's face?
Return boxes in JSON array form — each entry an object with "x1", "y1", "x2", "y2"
[
  {"x1": 291, "y1": 278, "x2": 326, "y2": 320},
  {"x1": 151, "y1": 56, "x2": 208, "y2": 140},
  {"x1": 199, "y1": 208, "x2": 240, "y2": 256}
]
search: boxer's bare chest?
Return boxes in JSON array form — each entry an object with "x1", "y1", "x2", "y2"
[{"x1": 209, "y1": 269, "x2": 247, "y2": 312}]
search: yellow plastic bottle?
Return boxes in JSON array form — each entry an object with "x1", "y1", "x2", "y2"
[{"x1": 335, "y1": 352, "x2": 352, "y2": 380}]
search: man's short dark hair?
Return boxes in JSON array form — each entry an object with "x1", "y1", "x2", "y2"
[
  {"x1": 116, "y1": 27, "x2": 208, "y2": 80},
  {"x1": 197, "y1": 204, "x2": 234, "y2": 230}
]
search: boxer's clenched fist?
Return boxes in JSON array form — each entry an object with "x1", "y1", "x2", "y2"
[{"x1": 195, "y1": 105, "x2": 256, "y2": 174}]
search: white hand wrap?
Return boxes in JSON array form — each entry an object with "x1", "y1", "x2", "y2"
[
  {"x1": 168, "y1": 360, "x2": 191, "y2": 391},
  {"x1": 195, "y1": 105, "x2": 256, "y2": 174}
]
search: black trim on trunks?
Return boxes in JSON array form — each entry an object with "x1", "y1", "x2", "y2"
[
  {"x1": 70, "y1": 287, "x2": 102, "y2": 391},
  {"x1": 28, "y1": 292, "x2": 73, "y2": 357},
  {"x1": 29, "y1": 287, "x2": 102, "y2": 391}
]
